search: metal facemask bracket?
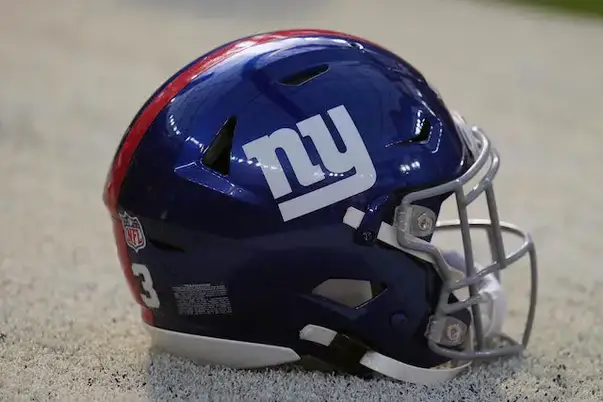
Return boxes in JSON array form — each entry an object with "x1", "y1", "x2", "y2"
[
  {"x1": 394, "y1": 205, "x2": 437, "y2": 239},
  {"x1": 425, "y1": 315, "x2": 469, "y2": 347},
  {"x1": 393, "y1": 118, "x2": 538, "y2": 363}
]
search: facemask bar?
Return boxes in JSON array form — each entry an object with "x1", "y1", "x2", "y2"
[{"x1": 393, "y1": 117, "x2": 538, "y2": 362}]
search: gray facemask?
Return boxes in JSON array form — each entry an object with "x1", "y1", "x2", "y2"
[{"x1": 392, "y1": 111, "x2": 538, "y2": 361}]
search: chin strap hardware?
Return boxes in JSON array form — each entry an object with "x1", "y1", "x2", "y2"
[
  {"x1": 425, "y1": 315, "x2": 469, "y2": 348},
  {"x1": 300, "y1": 325, "x2": 471, "y2": 385}
]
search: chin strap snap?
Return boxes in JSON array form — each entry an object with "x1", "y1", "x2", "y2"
[{"x1": 299, "y1": 325, "x2": 472, "y2": 385}]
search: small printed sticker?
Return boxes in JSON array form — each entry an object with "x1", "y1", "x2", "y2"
[
  {"x1": 119, "y1": 211, "x2": 147, "y2": 252},
  {"x1": 172, "y1": 283, "x2": 233, "y2": 316}
]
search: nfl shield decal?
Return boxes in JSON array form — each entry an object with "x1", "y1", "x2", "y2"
[{"x1": 119, "y1": 211, "x2": 147, "y2": 252}]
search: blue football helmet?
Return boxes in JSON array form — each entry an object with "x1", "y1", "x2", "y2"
[{"x1": 103, "y1": 29, "x2": 538, "y2": 385}]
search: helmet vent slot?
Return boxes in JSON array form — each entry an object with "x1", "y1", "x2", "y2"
[
  {"x1": 387, "y1": 118, "x2": 432, "y2": 147},
  {"x1": 399, "y1": 118, "x2": 431, "y2": 145},
  {"x1": 202, "y1": 116, "x2": 237, "y2": 175},
  {"x1": 412, "y1": 118, "x2": 431, "y2": 143},
  {"x1": 279, "y1": 64, "x2": 329, "y2": 86}
]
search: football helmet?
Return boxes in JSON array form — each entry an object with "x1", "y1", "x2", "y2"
[{"x1": 103, "y1": 29, "x2": 538, "y2": 385}]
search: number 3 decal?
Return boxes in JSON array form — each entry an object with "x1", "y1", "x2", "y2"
[{"x1": 132, "y1": 263, "x2": 160, "y2": 308}]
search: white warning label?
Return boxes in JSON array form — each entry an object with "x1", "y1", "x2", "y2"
[{"x1": 172, "y1": 283, "x2": 233, "y2": 316}]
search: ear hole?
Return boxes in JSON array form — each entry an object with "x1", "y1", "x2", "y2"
[{"x1": 311, "y1": 279, "x2": 387, "y2": 308}]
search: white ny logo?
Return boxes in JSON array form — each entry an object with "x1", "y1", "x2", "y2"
[{"x1": 242, "y1": 105, "x2": 377, "y2": 222}]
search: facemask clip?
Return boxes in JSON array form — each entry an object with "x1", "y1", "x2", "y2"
[
  {"x1": 394, "y1": 205, "x2": 436, "y2": 239},
  {"x1": 425, "y1": 315, "x2": 469, "y2": 347}
]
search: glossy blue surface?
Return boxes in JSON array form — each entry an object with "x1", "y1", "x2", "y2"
[{"x1": 115, "y1": 32, "x2": 471, "y2": 370}]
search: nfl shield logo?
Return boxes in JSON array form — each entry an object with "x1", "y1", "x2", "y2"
[{"x1": 119, "y1": 211, "x2": 147, "y2": 252}]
